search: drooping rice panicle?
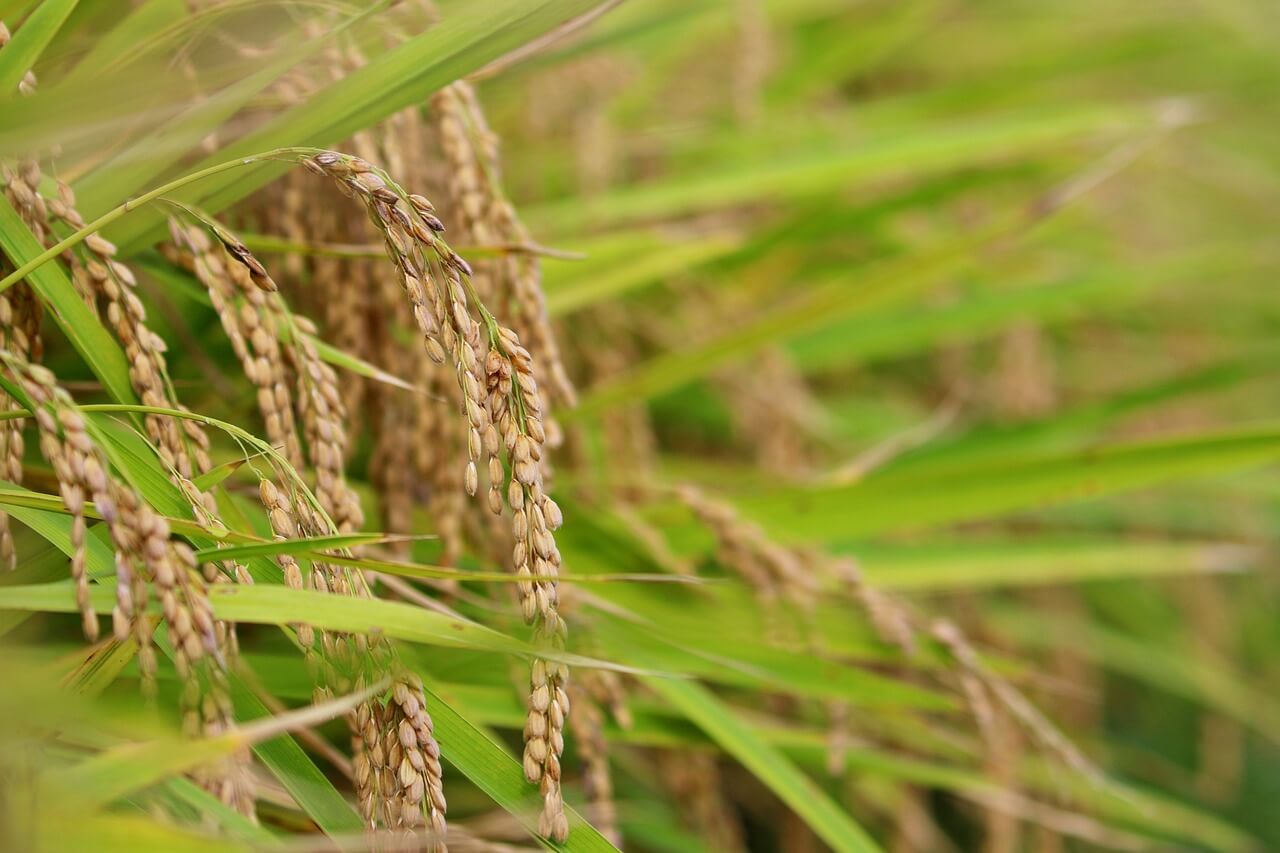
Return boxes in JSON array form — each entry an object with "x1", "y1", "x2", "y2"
[
  {"x1": 171, "y1": 217, "x2": 365, "y2": 535},
  {"x1": 40, "y1": 182, "x2": 215, "y2": 483},
  {"x1": 168, "y1": 221, "x2": 306, "y2": 470},
  {"x1": 0, "y1": 27, "x2": 44, "y2": 566},
  {"x1": 431, "y1": 82, "x2": 576, "y2": 421},
  {"x1": 259, "y1": 464, "x2": 449, "y2": 847},
  {"x1": 677, "y1": 484, "x2": 818, "y2": 609},
  {"x1": 931, "y1": 619, "x2": 1106, "y2": 789},
  {"x1": 0, "y1": 352, "x2": 253, "y2": 814},
  {"x1": 303, "y1": 148, "x2": 571, "y2": 841}
]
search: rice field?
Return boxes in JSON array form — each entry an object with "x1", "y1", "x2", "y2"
[{"x1": 0, "y1": 2, "x2": 1278, "y2": 851}]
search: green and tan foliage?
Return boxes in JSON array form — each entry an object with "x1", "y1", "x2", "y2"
[{"x1": 0, "y1": 1, "x2": 1278, "y2": 851}]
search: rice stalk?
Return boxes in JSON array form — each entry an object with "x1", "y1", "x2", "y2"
[
  {"x1": 0, "y1": 351, "x2": 253, "y2": 814},
  {"x1": 0, "y1": 26, "x2": 42, "y2": 571},
  {"x1": 301, "y1": 148, "x2": 572, "y2": 841},
  {"x1": 259, "y1": 473, "x2": 449, "y2": 847},
  {"x1": 431, "y1": 81, "x2": 576, "y2": 418},
  {"x1": 0, "y1": 173, "x2": 41, "y2": 571}
]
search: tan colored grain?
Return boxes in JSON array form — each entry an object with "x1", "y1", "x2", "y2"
[
  {"x1": 45, "y1": 183, "x2": 212, "y2": 482},
  {"x1": 0, "y1": 153, "x2": 45, "y2": 571},
  {"x1": 677, "y1": 484, "x2": 817, "y2": 609},
  {"x1": 431, "y1": 82, "x2": 576, "y2": 419},
  {"x1": 305, "y1": 149, "x2": 569, "y2": 841},
  {"x1": 2, "y1": 354, "x2": 253, "y2": 814},
  {"x1": 170, "y1": 221, "x2": 306, "y2": 470}
]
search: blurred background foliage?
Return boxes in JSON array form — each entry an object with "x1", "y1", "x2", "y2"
[{"x1": 1, "y1": 0, "x2": 1279, "y2": 851}]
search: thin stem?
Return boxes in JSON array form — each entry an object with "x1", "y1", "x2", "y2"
[
  {"x1": 77, "y1": 402, "x2": 322, "y2": 515},
  {"x1": 239, "y1": 231, "x2": 584, "y2": 260},
  {"x1": 0, "y1": 147, "x2": 324, "y2": 293}
]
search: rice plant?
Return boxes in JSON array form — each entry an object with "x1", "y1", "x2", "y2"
[{"x1": 1, "y1": 1, "x2": 1277, "y2": 851}]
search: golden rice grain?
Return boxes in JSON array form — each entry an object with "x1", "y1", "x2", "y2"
[
  {"x1": 44, "y1": 183, "x2": 212, "y2": 482},
  {"x1": 0, "y1": 353, "x2": 252, "y2": 813},
  {"x1": 305, "y1": 149, "x2": 569, "y2": 841},
  {"x1": 431, "y1": 82, "x2": 576, "y2": 422}
]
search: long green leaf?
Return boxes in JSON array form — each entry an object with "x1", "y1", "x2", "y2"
[
  {"x1": 70, "y1": 1, "x2": 392, "y2": 210},
  {"x1": 0, "y1": 0, "x2": 78, "y2": 95},
  {"x1": 571, "y1": 218, "x2": 1007, "y2": 418},
  {"x1": 228, "y1": 676, "x2": 365, "y2": 840},
  {"x1": 733, "y1": 422, "x2": 1280, "y2": 541},
  {"x1": 0, "y1": 194, "x2": 137, "y2": 403},
  {"x1": 645, "y1": 677, "x2": 883, "y2": 853},
  {"x1": 0, "y1": 581, "x2": 643, "y2": 673},
  {"x1": 858, "y1": 538, "x2": 1255, "y2": 590}
]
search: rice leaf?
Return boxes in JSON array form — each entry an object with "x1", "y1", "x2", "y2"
[
  {"x1": 0, "y1": 0, "x2": 77, "y2": 96},
  {"x1": 645, "y1": 677, "x2": 883, "y2": 853}
]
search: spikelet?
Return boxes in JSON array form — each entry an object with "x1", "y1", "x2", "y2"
[
  {"x1": 0, "y1": 22, "x2": 37, "y2": 96},
  {"x1": 413, "y1": 358, "x2": 469, "y2": 564},
  {"x1": 169, "y1": 222, "x2": 305, "y2": 469},
  {"x1": 831, "y1": 557, "x2": 917, "y2": 655},
  {"x1": 304, "y1": 149, "x2": 570, "y2": 842},
  {"x1": 39, "y1": 182, "x2": 214, "y2": 482},
  {"x1": 0, "y1": 353, "x2": 253, "y2": 814},
  {"x1": 677, "y1": 484, "x2": 818, "y2": 609},
  {"x1": 431, "y1": 82, "x2": 576, "y2": 421},
  {"x1": 0, "y1": 170, "x2": 42, "y2": 571},
  {"x1": 288, "y1": 311, "x2": 365, "y2": 533}
]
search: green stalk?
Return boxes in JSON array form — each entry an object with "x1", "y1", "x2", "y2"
[{"x1": 0, "y1": 146, "x2": 323, "y2": 293}]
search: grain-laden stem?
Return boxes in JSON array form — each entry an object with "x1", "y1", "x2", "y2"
[
  {"x1": 63, "y1": 401, "x2": 326, "y2": 530},
  {"x1": 0, "y1": 147, "x2": 327, "y2": 293},
  {"x1": 238, "y1": 231, "x2": 586, "y2": 260}
]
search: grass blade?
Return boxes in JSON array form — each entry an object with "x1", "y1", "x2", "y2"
[
  {"x1": 0, "y1": 0, "x2": 77, "y2": 96},
  {"x1": 645, "y1": 677, "x2": 883, "y2": 853},
  {"x1": 423, "y1": 683, "x2": 622, "y2": 852}
]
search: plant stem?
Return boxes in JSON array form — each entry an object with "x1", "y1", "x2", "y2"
[{"x1": 0, "y1": 147, "x2": 323, "y2": 293}]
